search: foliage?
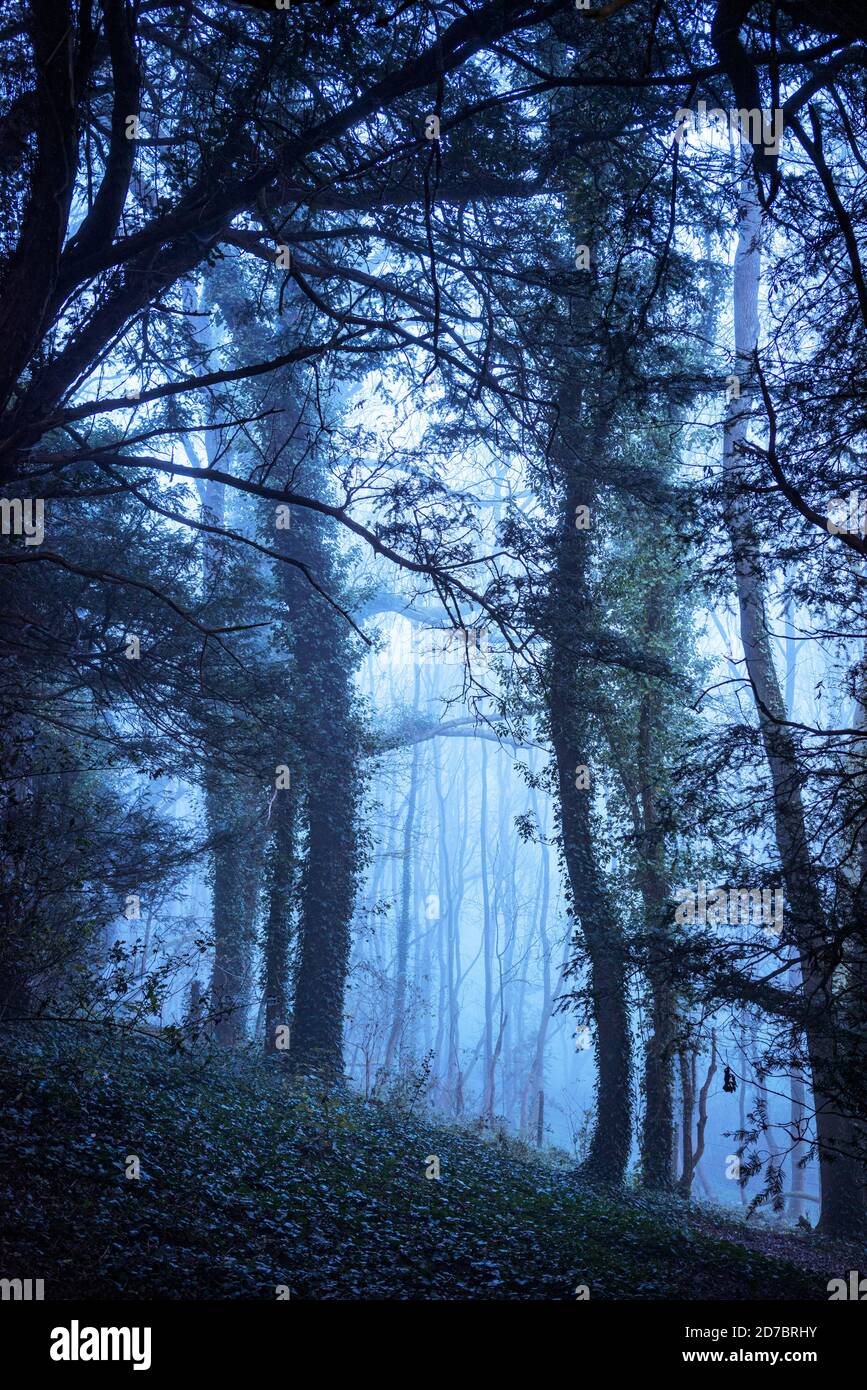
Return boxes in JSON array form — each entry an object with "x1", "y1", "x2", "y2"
[{"x1": 0, "y1": 1027, "x2": 830, "y2": 1300}]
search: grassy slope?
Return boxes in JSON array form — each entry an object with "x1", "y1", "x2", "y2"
[{"x1": 0, "y1": 1028, "x2": 839, "y2": 1300}]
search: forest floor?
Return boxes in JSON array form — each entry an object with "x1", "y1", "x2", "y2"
[{"x1": 0, "y1": 1027, "x2": 859, "y2": 1300}]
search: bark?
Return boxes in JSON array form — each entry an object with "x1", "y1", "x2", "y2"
[
  {"x1": 0, "y1": 1, "x2": 83, "y2": 414},
  {"x1": 676, "y1": 1039, "x2": 721, "y2": 1200},
  {"x1": 521, "y1": 778, "x2": 556, "y2": 1139},
  {"x1": 546, "y1": 438, "x2": 632, "y2": 1184},
  {"x1": 678, "y1": 1048, "x2": 695, "y2": 1198},
  {"x1": 383, "y1": 750, "x2": 419, "y2": 1061},
  {"x1": 383, "y1": 723, "x2": 420, "y2": 1073},
  {"x1": 631, "y1": 597, "x2": 678, "y2": 1191},
  {"x1": 432, "y1": 736, "x2": 471, "y2": 1114},
  {"x1": 642, "y1": 961, "x2": 676, "y2": 1189},
  {"x1": 786, "y1": 1061, "x2": 810, "y2": 1220},
  {"x1": 496, "y1": 747, "x2": 518, "y2": 1123},
  {"x1": 287, "y1": 534, "x2": 363, "y2": 1079},
  {"x1": 480, "y1": 739, "x2": 496, "y2": 1118},
  {"x1": 291, "y1": 755, "x2": 358, "y2": 1079},
  {"x1": 722, "y1": 168, "x2": 865, "y2": 1237},
  {"x1": 692, "y1": 1034, "x2": 718, "y2": 1188},
  {"x1": 208, "y1": 779, "x2": 266, "y2": 1046},
  {"x1": 262, "y1": 789, "x2": 296, "y2": 1054}
]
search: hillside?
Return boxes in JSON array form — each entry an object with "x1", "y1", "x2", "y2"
[{"x1": 0, "y1": 1028, "x2": 848, "y2": 1301}]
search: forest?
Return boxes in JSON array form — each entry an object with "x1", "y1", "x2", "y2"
[{"x1": 1, "y1": 0, "x2": 867, "y2": 1311}]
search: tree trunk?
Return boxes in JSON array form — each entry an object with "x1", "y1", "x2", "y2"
[
  {"x1": 544, "y1": 415, "x2": 632, "y2": 1184},
  {"x1": 290, "y1": 757, "x2": 358, "y2": 1079},
  {"x1": 722, "y1": 167, "x2": 864, "y2": 1237},
  {"x1": 262, "y1": 789, "x2": 296, "y2": 1054},
  {"x1": 285, "y1": 515, "x2": 364, "y2": 1080},
  {"x1": 678, "y1": 1047, "x2": 695, "y2": 1198},
  {"x1": 209, "y1": 779, "x2": 265, "y2": 1046},
  {"x1": 633, "y1": 606, "x2": 677, "y2": 1191},
  {"x1": 383, "y1": 729, "x2": 420, "y2": 1073}
]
